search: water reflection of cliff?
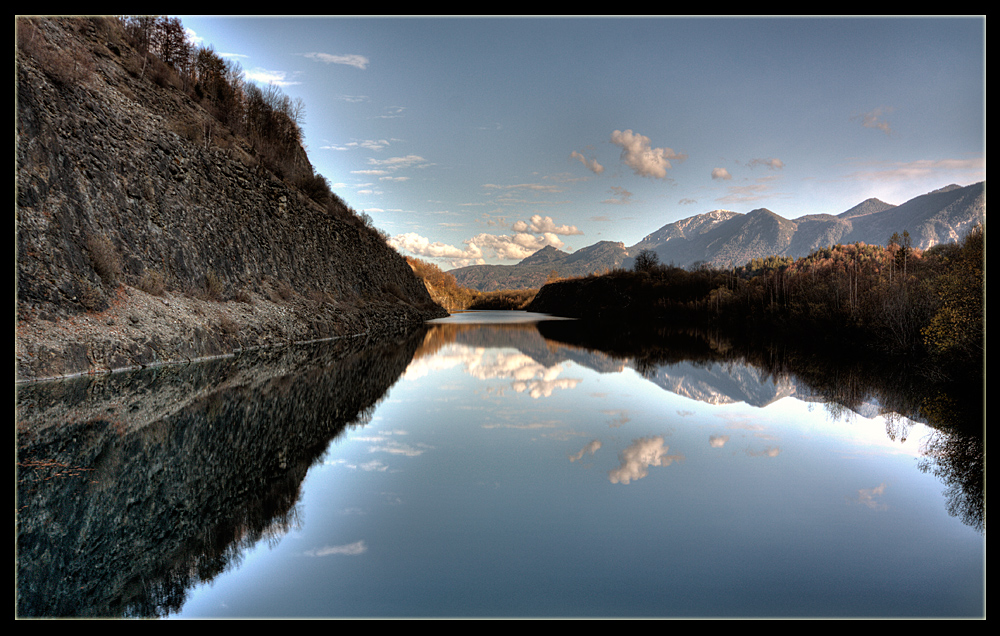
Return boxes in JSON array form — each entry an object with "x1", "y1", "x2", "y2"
[{"x1": 15, "y1": 331, "x2": 424, "y2": 618}]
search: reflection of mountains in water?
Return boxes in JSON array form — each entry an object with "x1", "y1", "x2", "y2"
[
  {"x1": 530, "y1": 318, "x2": 982, "y2": 533},
  {"x1": 420, "y1": 319, "x2": 799, "y2": 408},
  {"x1": 417, "y1": 321, "x2": 627, "y2": 375},
  {"x1": 423, "y1": 318, "x2": 978, "y2": 431},
  {"x1": 637, "y1": 360, "x2": 797, "y2": 407}
]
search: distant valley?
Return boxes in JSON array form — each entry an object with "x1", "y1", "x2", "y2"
[{"x1": 449, "y1": 181, "x2": 985, "y2": 291}]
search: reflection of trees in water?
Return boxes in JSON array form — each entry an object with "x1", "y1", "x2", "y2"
[
  {"x1": 919, "y1": 427, "x2": 985, "y2": 533},
  {"x1": 915, "y1": 390, "x2": 985, "y2": 533},
  {"x1": 536, "y1": 319, "x2": 985, "y2": 534},
  {"x1": 16, "y1": 331, "x2": 423, "y2": 618},
  {"x1": 746, "y1": 339, "x2": 983, "y2": 534}
]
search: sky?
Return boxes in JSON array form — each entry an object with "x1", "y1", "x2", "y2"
[{"x1": 175, "y1": 15, "x2": 986, "y2": 268}]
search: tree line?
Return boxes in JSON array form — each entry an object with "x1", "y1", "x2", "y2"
[
  {"x1": 110, "y1": 16, "x2": 376, "y2": 232},
  {"x1": 118, "y1": 17, "x2": 305, "y2": 177},
  {"x1": 600, "y1": 224, "x2": 984, "y2": 381}
]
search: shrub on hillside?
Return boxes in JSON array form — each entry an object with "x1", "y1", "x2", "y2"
[
  {"x1": 86, "y1": 233, "x2": 122, "y2": 286},
  {"x1": 138, "y1": 269, "x2": 167, "y2": 296}
]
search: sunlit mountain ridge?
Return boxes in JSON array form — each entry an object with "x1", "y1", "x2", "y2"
[{"x1": 449, "y1": 181, "x2": 985, "y2": 290}]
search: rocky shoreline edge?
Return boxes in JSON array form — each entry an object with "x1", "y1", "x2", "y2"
[{"x1": 16, "y1": 280, "x2": 443, "y2": 383}]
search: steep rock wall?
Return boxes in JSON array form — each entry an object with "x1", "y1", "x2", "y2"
[{"x1": 16, "y1": 18, "x2": 446, "y2": 381}]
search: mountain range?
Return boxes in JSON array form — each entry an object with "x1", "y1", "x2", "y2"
[
  {"x1": 448, "y1": 240, "x2": 631, "y2": 291},
  {"x1": 449, "y1": 181, "x2": 985, "y2": 291}
]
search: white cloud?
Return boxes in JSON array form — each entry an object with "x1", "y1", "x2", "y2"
[
  {"x1": 855, "y1": 482, "x2": 889, "y2": 510},
  {"x1": 747, "y1": 157, "x2": 785, "y2": 170},
  {"x1": 608, "y1": 436, "x2": 684, "y2": 485},
  {"x1": 388, "y1": 232, "x2": 484, "y2": 262},
  {"x1": 840, "y1": 157, "x2": 985, "y2": 183},
  {"x1": 391, "y1": 230, "x2": 564, "y2": 265},
  {"x1": 511, "y1": 214, "x2": 582, "y2": 235},
  {"x1": 305, "y1": 540, "x2": 368, "y2": 557},
  {"x1": 304, "y1": 52, "x2": 370, "y2": 70},
  {"x1": 466, "y1": 232, "x2": 566, "y2": 261},
  {"x1": 377, "y1": 106, "x2": 407, "y2": 119},
  {"x1": 716, "y1": 175, "x2": 785, "y2": 204},
  {"x1": 326, "y1": 139, "x2": 392, "y2": 151},
  {"x1": 368, "y1": 440, "x2": 429, "y2": 457},
  {"x1": 610, "y1": 129, "x2": 686, "y2": 179},
  {"x1": 512, "y1": 378, "x2": 581, "y2": 398},
  {"x1": 746, "y1": 446, "x2": 782, "y2": 458},
  {"x1": 352, "y1": 154, "x2": 430, "y2": 178},
  {"x1": 458, "y1": 350, "x2": 581, "y2": 398},
  {"x1": 184, "y1": 28, "x2": 203, "y2": 47},
  {"x1": 854, "y1": 106, "x2": 894, "y2": 136},
  {"x1": 367, "y1": 154, "x2": 429, "y2": 170},
  {"x1": 390, "y1": 213, "x2": 578, "y2": 265},
  {"x1": 602, "y1": 185, "x2": 633, "y2": 205},
  {"x1": 570, "y1": 150, "x2": 605, "y2": 174},
  {"x1": 711, "y1": 167, "x2": 732, "y2": 180},
  {"x1": 245, "y1": 67, "x2": 298, "y2": 87},
  {"x1": 717, "y1": 184, "x2": 768, "y2": 204},
  {"x1": 482, "y1": 183, "x2": 565, "y2": 193},
  {"x1": 569, "y1": 440, "x2": 603, "y2": 462}
]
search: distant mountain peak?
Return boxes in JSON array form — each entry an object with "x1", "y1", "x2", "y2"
[
  {"x1": 626, "y1": 181, "x2": 982, "y2": 270},
  {"x1": 838, "y1": 197, "x2": 896, "y2": 219},
  {"x1": 518, "y1": 245, "x2": 567, "y2": 266},
  {"x1": 450, "y1": 241, "x2": 628, "y2": 291},
  {"x1": 631, "y1": 209, "x2": 740, "y2": 252},
  {"x1": 451, "y1": 181, "x2": 984, "y2": 289}
]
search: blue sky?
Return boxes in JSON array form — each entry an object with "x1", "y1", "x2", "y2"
[{"x1": 176, "y1": 16, "x2": 985, "y2": 267}]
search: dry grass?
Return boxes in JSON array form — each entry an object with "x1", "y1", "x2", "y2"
[
  {"x1": 138, "y1": 269, "x2": 167, "y2": 296},
  {"x1": 76, "y1": 276, "x2": 106, "y2": 312},
  {"x1": 203, "y1": 271, "x2": 225, "y2": 301},
  {"x1": 86, "y1": 233, "x2": 122, "y2": 286},
  {"x1": 17, "y1": 18, "x2": 96, "y2": 86},
  {"x1": 217, "y1": 313, "x2": 239, "y2": 335}
]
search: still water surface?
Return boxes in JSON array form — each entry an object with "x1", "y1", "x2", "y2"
[{"x1": 16, "y1": 311, "x2": 984, "y2": 618}]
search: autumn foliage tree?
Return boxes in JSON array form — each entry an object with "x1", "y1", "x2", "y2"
[
  {"x1": 921, "y1": 224, "x2": 984, "y2": 369},
  {"x1": 561, "y1": 229, "x2": 984, "y2": 377},
  {"x1": 406, "y1": 257, "x2": 480, "y2": 311}
]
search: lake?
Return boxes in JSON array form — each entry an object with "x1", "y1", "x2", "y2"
[{"x1": 15, "y1": 311, "x2": 984, "y2": 618}]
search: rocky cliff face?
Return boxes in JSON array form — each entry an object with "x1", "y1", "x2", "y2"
[{"x1": 15, "y1": 18, "x2": 446, "y2": 381}]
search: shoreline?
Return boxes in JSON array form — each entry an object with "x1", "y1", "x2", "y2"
[{"x1": 15, "y1": 281, "x2": 443, "y2": 383}]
